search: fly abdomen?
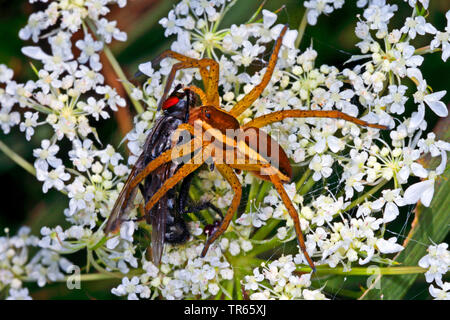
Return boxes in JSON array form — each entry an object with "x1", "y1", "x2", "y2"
[{"x1": 164, "y1": 213, "x2": 190, "y2": 244}]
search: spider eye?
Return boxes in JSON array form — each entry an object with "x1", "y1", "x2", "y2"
[
  {"x1": 162, "y1": 96, "x2": 180, "y2": 110},
  {"x1": 205, "y1": 112, "x2": 211, "y2": 119}
]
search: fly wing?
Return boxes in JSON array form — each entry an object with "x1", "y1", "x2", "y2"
[
  {"x1": 105, "y1": 160, "x2": 142, "y2": 233},
  {"x1": 104, "y1": 114, "x2": 169, "y2": 234},
  {"x1": 150, "y1": 193, "x2": 168, "y2": 266},
  {"x1": 144, "y1": 162, "x2": 173, "y2": 266}
]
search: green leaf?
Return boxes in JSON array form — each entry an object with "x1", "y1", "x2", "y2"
[{"x1": 362, "y1": 117, "x2": 450, "y2": 300}]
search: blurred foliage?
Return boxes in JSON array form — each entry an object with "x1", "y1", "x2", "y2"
[{"x1": 0, "y1": 0, "x2": 448, "y2": 299}]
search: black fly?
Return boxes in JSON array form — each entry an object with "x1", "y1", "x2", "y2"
[{"x1": 105, "y1": 85, "x2": 221, "y2": 265}]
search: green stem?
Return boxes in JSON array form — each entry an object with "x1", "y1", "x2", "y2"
[
  {"x1": 0, "y1": 139, "x2": 36, "y2": 176},
  {"x1": 234, "y1": 274, "x2": 243, "y2": 300},
  {"x1": 298, "y1": 174, "x2": 315, "y2": 195},
  {"x1": 296, "y1": 266, "x2": 426, "y2": 275},
  {"x1": 255, "y1": 181, "x2": 272, "y2": 206},
  {"x1": 414, "y1": 45, "x2": 441, "y2": 55},
  {"x1": 245, "y1": 178, "x2": 260, "y2": 214},
  {"x1": 103, "y1": 45, "x2": 144, "y2": 114},
  {"x1": 87, "y1": 250, "x2": 124, "y2": 279},
  {"x1": 251, "y1": 219, "x2": 280, "y2": 241},
  {"x1": 22, "y1": 272, "x2": 125, "y2": 283},
  {"x1": 294, "y1": 9, "x2": 309, "y2": 48},
  {"x1": 225, "y1": 278, "x2": 234, "y2": 300},
  {"x1": 344, "y1": 179, "x2": 388, "y2": 212},
  {"x1": 249, "y1": 235, "x2": 281, "y2": 256},
  {"x1": 296, "y1": 168, "x2": 311, "y2": 191}
]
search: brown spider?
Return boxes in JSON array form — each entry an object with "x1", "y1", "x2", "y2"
[{"x1": 106, "y1": 25, "x2": 387, "y2": 270}]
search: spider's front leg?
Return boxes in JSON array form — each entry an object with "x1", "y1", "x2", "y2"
[
  {"x1": 152, "y1": 50, "x2": 220, "y2": 108},
  {"x1": 143, "y1": 143, "x2": 214, "y2": 213},
  {"x1": 243, "y1": 109, "x2": 388, "y2": 130},
  {"x1": 229, "y1": 25, "x2": 288, "y2": 118}
]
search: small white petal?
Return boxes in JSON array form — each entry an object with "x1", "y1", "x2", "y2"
[
  {"x1": 376, "y1": 238, "x2": 404, "y2": 254},
  {"x1": 262, "y1": 10, "x2": 277, "y2": 28},
  {"x1": 403, "y1": 180, "x2": 434, "y2": 205},
  {"x1": 411, "y1": 163, "x2": 428, "y2": 178},
  {"x1": 383, "y1": 202, "x2": 399, "y2": 223}
]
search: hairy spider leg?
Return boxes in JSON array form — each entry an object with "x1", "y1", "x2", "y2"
[
  {"x1": 200, "y1": 163, "x2": 242, "y2": 257},
  {"x1": 152, "y1": 50, "x2": 220, "y2": 108},
  {"x1": 229, "y1": 25, "x2": 288, "y2": 117},
  {"x1": 120, "y1": 125, "x2": 203, "y2": 213},
  {"x1": 243, "y1": 109, "x2": 388, "y2": 130},
  {"x1": 105, "y1": 122, "x2": 202, "y2": 235},
  {"x1": 143, "y1": 143, "x2": 215, "y2": 213},
  {"x1": 229, "y1": 162, "x2": 316, "y2": 270}
]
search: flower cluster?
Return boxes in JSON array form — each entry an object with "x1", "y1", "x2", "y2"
[
  {"x1": 112, "y1": 243, "x2": 233, "y2": 300},
  {"x1": 242, "y1": 255, "x2": 327, "y2": 299},
  {"x1": 418, "y1": 243, "x2": 449, "y2": 300},
  {"x1": 0, "y1": 227, "x2": 72, "y2": 299}
]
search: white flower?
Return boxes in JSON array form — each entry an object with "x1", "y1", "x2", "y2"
[
  {"x1": 36, "y1": 69, "x2": 62, "y2": 94},
  {"x1": 96, "y1": 85, "x2": 126, "y2": 111},
  {"x1": 418, "y1": 243, "x2": 449, "y2": 286},
  {"x1": 19, "y1": 112, "x2": 39, "y2": 141},
  {"x1": 231, "y1": 41, "x2": 265, "y2": 67},
  {"x1": 309, "y1": 154, "x2": 333, "y2": 181},
  {"x1": 33, "y1": 139, "x2": 62, "y2": 170},
  {"x1": 304, "y1": 0, "x2": 335, "y2": 26},
  {"x1": 381, "y1": 85, "x2": 408, "y2": 114},
  {"x1": 402, "y1": 171, "x2": 440, "y2": 207},
  {"x1": 430, "y1": 11, "x2": 450, "y2": 62},
  {"x1": 81, "y1": 97, "x2": 110, "y2": 121},
  {"x1": 75, "y1": 33, "x2": 103, "y2": 70},
  {"x1": 159, "y1": 10, "x2": 184, "y2": 37},
  {"x1": 36, "y1": 165, "x2": 71, "y2": 193},
  {"x1": 6, "y1": 288, "x2": 32, "y2": 300},
  {"x1": 302, "y1": 288, "x2": 328, "y2": 300},
  {"x1": 0, "y1": 106, "x2": 20, "y2": 134},
  {"x1": 400, "y1": 16, "x2": 436, "y2": 39},
  {"x1": 69, "y1": 139, "x2": 95, "y2": 172},
  {"x1": 371, "y1": 189, "x2": 404, "y2": 223},
  {"x1": 39, "y1": 226, "x2": 66, "y2": 251},
  {"x1": 111, "y1": 276, "x2": 145, "y2": 300},
  {"x1": 120, "y1": 221, "x2": 136, "y2": 243},
  {"x1": 0, "y1": 64, "x2": 14, "y2": 83},
  {"x1": 96, "y1": 18, "x2": 127, "y2": 43},
  {"x1": 376, "y1": 237, "x2": 404, "y2": 254},
  {"x1": 429, "y1": 282, "x2": 450, "y2": 300}
]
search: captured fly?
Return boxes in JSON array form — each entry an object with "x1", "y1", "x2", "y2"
[{"x1": 105, "y1": 85, "x2": 221, "y2": 265}]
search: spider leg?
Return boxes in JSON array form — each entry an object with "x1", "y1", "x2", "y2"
[
  {"x1": 269, "y1": 172, "x2": 315, "y2": 270},
  {"x1": 152, "y1": 50, "x2": 220, "y2": 108},
  {"x1": 198, "y1": 121, "x2": 280, "y2": 168},
  {"x1": 127, "y1": 134, "x2": 202, "y2": 196},
  {"x1": 227, "y1": 162, "x2": 315, "y2": 270},
  {"x1": 119, "y1": 123, "x2": 199, "y2": 212},
  {"x1": 201, "y1": 163, "x2": 242, "y2": 257},
  {"x1": 242, "y1": 110, "x2": 388, "y2": 130},
  {"x1": 143, "y1": 143, "x2": 214, "y2": 213},
  {"x1": 229, "y1": 25, "x2": 288, "y2": 117}
]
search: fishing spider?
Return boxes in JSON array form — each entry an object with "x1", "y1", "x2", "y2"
[{"x1": 109, "y1": 25, "x2": 386, "y2": 270}]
